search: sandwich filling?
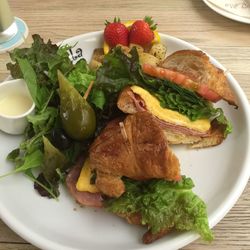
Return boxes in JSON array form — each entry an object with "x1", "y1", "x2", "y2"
[{"x1": 130, "y1": 86, "x2": 211, "y2": 133}]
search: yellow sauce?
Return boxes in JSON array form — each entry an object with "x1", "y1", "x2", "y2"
[
  {"x1": 0, "y1": 92, "x2": 33, "y2": 116},
  {"x1": 130, "y1": 86, "x2": 211, "y2": 132}
]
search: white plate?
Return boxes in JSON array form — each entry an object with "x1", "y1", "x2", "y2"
[
  {"x1": 203, "y1": 0, "x2": 250, "y2": 24},
  {"x1": 0, "y1": 31, "x2": 250, "y2": 250}
]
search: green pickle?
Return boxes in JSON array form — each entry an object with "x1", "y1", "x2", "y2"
[{"x1": 58, "y1": 70, "x2": 96, "y2": 140}]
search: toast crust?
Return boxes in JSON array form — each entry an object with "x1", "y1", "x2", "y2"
[{"x1": 161, "y1": 50, "x2": 237, "y2": 106}]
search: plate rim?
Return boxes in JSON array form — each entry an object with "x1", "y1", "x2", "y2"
[
  {"x1": 0, "y1": 30, "x2": 250, "y2": 250},
  {"x1": 203, "y1": 0, "x2": 250, "y2": 24}
]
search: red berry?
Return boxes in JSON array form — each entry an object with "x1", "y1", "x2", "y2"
[
  {"x1": 104, "y1": 19, "x2": 129, "y2": 48},
  {"x1": 129, "y1": 16, "x2": 156, "y2": 47}
]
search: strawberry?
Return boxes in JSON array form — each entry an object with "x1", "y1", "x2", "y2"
[
  {"x1": 129, "y1": 16, "x2": 157, "y2": 47},
  {"x1": 104, "y1": 17, "x2": 129, "y2": 48}
]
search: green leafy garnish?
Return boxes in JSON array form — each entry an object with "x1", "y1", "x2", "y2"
[
  {"x1": 2, "y1": 149, "x2": 43, "y2": 178},
  {"x1": 105, "y1": 176, "x2": 213, "y2": 242},
  {"x1": 215, "y1": 108, "x2": 233, "y2": 136},
  {"x1": 16, "y1": 58, "x2": 50, "y2": 110},
  {"x1": 4, "y1": 34, "x2": 95, "y2": 197},
  {"x1": 67, "y1": 59, "x2": 96, "y2": 95}
]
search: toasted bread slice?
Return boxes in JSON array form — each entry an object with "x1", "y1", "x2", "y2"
[
  {"x1": 89, "y1": 48, "x2": 104, "y2": 70},
  {"x1": 160, "y1": 50, "x2": 237, "y2": 106},
  {"x1": 118, "y1": 212, "x2": 170, "y2": 244}
]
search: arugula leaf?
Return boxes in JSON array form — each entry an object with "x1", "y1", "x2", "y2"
[
  {"x1": 1, "y1": 149, "x2": 43, "y2": 179},
  {"x1": 27, "y1": 107, "x2": 58, "y2": 134},
  {"x1": 16, "y1": 149, "x2": 44, "y2": 173},
  {"x1": 105, "y1": 176, "x2": 213, "y2": 242},
  {"x1": 29, "y1": 171, "x2": 59, "y2": 199},
  {"x1": 16, "y1": 58, "x2": 50, "y2": 110}
]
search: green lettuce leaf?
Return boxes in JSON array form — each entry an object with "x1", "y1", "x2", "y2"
[
  {"x1": 214, "y1": 108, "x2": 232, "y2": 136},
  {"x1": 7, "y1": 34, "x2": 74, "y2": 87},
  {"x1": 67, "y1": 59, "x2": 105, "y2": 108},
  {"x1": 67, "y1": 59, "x2": 96, "y2": 94},
  {"x1": 105, "y1": 176, "x2": 213, "y2": 242}
]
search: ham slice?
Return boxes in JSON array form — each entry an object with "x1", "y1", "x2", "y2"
[
  {"x1": 118, "y1": 86, "x2": 210, "y2": 137},
  {"x1": 66, "y1": 157, "x2": 103, "y2": 208}
]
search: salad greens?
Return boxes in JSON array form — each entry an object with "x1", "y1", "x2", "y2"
[
  {"x1": 105, "y1": 176, "x2": 213, "y2": 241},
  {"x1": 5, "y1": 35, "x2": 97, "y2": 197}
]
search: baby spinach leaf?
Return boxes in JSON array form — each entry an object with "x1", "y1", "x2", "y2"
[
  {"x1": 15, "y1": 149, "x2": 44, "y2": 173},
  {"x1": 1, "y1": 149, "x2": 43, "y2": 179}
]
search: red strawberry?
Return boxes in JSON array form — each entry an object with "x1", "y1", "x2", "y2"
[
  {"x1": 104, "y1": 17, "x2": 129, "y2": 48},
  {"x1": 129, "y1": 16, "x2": 157, "y2": 46}
]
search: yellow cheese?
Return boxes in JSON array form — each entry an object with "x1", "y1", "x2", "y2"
[
  {"x1": 152, "y1": 30, "x2": 161, "y2": 44},
  {"x1": 76, "y1": 158, "x2": 99, "y2": 193},
  {"x1": 130, "y1": 86, "x2": 211, "y2": 132},
  {"x1": 103, "y1": 41, "x2": 110, "y2": 55},
  {"x1": 124, "y1": 20, "x2": 134, "y2": 29}
]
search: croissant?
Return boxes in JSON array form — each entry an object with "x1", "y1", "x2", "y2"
[{"x1": 89, "y1": 111, "x2": 181, "y2": 198}]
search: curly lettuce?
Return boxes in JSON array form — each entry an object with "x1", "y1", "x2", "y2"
[{"x1": 105, "y1": 176, "x2": 213, "y2": 242}]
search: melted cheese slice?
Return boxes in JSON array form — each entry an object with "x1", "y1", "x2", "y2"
[
  {"x1": 76, "y1": 158, "x2": 99, "y2": 193},
  {"x1": 130, "y1": 86, "x2": 211, "y2": 132}
]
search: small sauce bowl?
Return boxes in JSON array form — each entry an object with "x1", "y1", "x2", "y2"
[{"x1": 0, "y1": 79, "x2": 35, "y2": 135}]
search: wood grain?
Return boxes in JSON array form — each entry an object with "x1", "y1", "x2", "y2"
[{"x1": 0, "y1": 0, "x2": 250, "y2": 249}]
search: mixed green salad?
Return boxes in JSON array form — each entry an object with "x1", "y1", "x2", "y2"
[{"x1": 1, "y1": 34, "x2": 218, "y2": 241}]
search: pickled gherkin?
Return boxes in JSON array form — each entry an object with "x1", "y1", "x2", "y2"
[{"x1": 58, "y1": 70, "x2": 96, "y2": 140}]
